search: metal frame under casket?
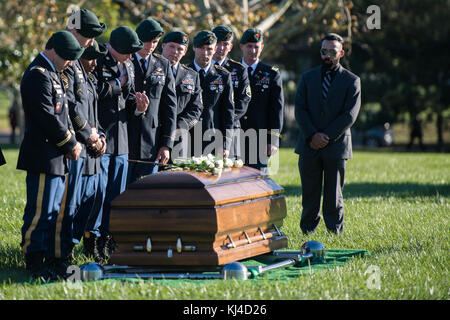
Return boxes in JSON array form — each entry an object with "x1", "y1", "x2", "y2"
[{"x1": 108, "y1": 166, "x2": 288, "y2": 266}]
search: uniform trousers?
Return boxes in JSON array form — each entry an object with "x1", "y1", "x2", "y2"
[
  {"x1": 97, "y1": 153, "x2": 128, "y2": 236},
  {"x1": 127, "y1": 161, "x2": 159, "y2": 186},
  {"x1": 21, "y1": 173, "x2": 67, "y2": 260},
  {"x1": 298, "y1": 154, "x2": 346, "y2": 234},
  {"x1": 72, "y1": 173, "x2": 100, "y2": 243}
]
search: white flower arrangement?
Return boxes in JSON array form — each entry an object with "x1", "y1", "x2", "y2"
[{"x1": 171, "y1": 154, "x2": 244, "y2": 176}]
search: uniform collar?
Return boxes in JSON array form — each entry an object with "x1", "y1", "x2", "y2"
[
  {"x1": 241, "y1": 59, "x2": 259, "y2": 74},
  {"x1": 193, "y1": 60, "x2": 211, "y2": 75},
  {"x1": 40, "y1": 52, "x2": 56, "y2": 72}
]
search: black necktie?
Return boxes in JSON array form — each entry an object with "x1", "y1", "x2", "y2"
[
  {"x1": 322, "y1": 70, "x2": 332, "y2": 101},
  {"x1": 248, "y1": 66, "x2": 253, "y2": 76},
  {"x1": 199, "y1": 69, "x2": 205, "y2": 82},
  {"x1": 140, "y1": 58, "x2": 147, "y2": 74}
]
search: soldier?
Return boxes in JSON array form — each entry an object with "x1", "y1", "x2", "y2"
[
  {"x1": 94, "y1": 26, "x2": 149, "y2": 262},
  {"x1": 187, "y1": 30, "x2": 234, "y2": 158},
  {"x1": 127, "y1": 19, "x2": 177, "y2": 184},
  {"x1": 60, "y1": 8, "x2": 107, "y2": 264},
  {"x1": 161, "y1": 31, "x2": 203, "y2": 159},
  {"x1": 239, "y1": 28, "x2": 284, "y2": 172},
  {"x1": 71, "y1": 41, "x2": 108, "y2": 260},
  {"x1": 17, "y1": 31, "x2": 84, "y2": 280},
  {"x1": 212, "y1": 25, "x2": 251, "y2": 160}
]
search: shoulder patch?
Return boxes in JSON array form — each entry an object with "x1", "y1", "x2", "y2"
[
  {"x1": 215, "y1": 64, "x2": 230, "y2": 74},
  {"x1": 271, "y1": 66, "x2": 279, "y2": 72},
  {"x1": 30, "y1": 66, "x2": 46, "y2": 73},
  {"x1": 229, "y1": 58, "x2": 245, "y2": 68}
]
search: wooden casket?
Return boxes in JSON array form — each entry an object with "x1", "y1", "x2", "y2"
[{"x1": 108, "y1": 166, "x2": 287, "y2": 266}]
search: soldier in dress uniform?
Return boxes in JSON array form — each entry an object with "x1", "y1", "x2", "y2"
[
  {"x1": 127, "y1": 19, "x2": 178, "y2": 184},
  {"x1": 161, "y1": 31, "x2": 203, "y2": 159},
  {"x1": 93, "y1": 26, "x2": 149, "y2": 262},
  {"x1": 212, "y1": 25, "x2": 251, "y2": 160},
  {"x1": 71, "y1": 41, "x2": 108, "y2": 260},
  {"x1": 17, "y1": 31, "x2": 84, "y2": 280},
  {"x1": 60, "y1": 9, "x2": 107, "y2": 263},
  {"x1": 239, "y1": 28, "x2": 284, "y2": 172},
  {"x1": 187, "y1": 30, "x2": 234, "y2": 158}
]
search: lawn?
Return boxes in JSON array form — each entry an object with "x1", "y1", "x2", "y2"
[{"x1": 0, "y1": 147, "x2": 448, "y2": 301}]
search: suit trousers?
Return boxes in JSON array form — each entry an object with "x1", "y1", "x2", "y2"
[{"x1": 298, "y1": 154, "x2": 346, "y2": 234}]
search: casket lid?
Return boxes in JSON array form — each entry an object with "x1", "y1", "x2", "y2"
[{"x1": 128, "y1": 166, "x2": 265, "y2": 189}]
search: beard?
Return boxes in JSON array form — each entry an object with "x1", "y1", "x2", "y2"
[{"x1": 322, "y1": 58, "x2": 335, "y2": 70}]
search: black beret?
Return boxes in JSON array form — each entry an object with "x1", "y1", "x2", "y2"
[
  {"x1": 212, "y1": 25, "x2": 233, "y2": 42},
  {"x1": 81, "y1": 40, "x2": 107, "y2": 60},
  {"x1": 193, "y1": 30, "x2": 217, "y2": 48},
  {"x1": 51, "y1": 30, "x2": 85, "y2": 61},
  {"x1": 109, "y1": 26, "x2": 144, "y2": 54},
  {"x1": 162, "y1": 31, "x2": 189, "y2": 46},
  {"x1": 68, "y1": 9, "x2": 107, "y2": 38},
  {"x1": 240, "y1": 28, "x2": 263, "y2": 44},
  {"x1": 136, "y1": 19, "x2": 164, "y2": 42}
]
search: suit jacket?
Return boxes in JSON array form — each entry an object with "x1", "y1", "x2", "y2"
[
  {"x1": 221, "y1": 57, "x2": 251, "y2": 128},
  {"x1": 187, "y1": 62, "x2": 235, "y2": 151},
  {"x1": 17, "y1": 53, "x2": 77, "y2": 175},
  {"x1": 174, "y1": 64, "x2": 203, "y2": 130},
  {"x1": 94, "y1": 50, "x2": 137, "y2": 156},
  {"x1": 128, "y1": 53, "x2": 177, "y2": 160},
  {"x1": 294, "y1": 64, "x2": 361, "y2": 159},
  {"x1": 240, "y1": 61, "x2": 284, "y2": 148}
]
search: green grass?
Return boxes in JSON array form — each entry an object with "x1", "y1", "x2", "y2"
[{"x1": 0, "y1": 148, "x2": 448, "y2": 300}]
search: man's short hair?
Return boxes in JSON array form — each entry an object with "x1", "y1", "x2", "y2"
[{"x1": 322, "y1": 33, "x2": 344, "y2": 44}]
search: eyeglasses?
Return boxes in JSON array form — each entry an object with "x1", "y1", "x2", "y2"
[{"x1": 320, "y1": 48, "x2": 340, "y2": 56}]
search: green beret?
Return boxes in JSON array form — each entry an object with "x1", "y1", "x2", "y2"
[
  {"x1": 81, "y1": 40, "x2": 107, "y2": 60},
  {"x1": 162, "y1": 31, "x2": 189, "y2": 46},
  {"x1": 193, "y1": 30, "x2": 217, "y2": 48},
  {"x1": 240, "y1": 28, "x2": 263, "y2": 44},
  {"x1": 136, "y1": 19, "x2": 164, "y2": 42},
  {"x1": 212, "y1": 25, "x2": 233, "y2": 42},
  {"x1": 109, "y1": 26, "x2": 144, "y2": 54},
  {"x1": 68, "y1": 9, "x2": 107, "y2": 38},
  {"x1": 51, "y1": 30, "x2": 84, "y2": 61}
]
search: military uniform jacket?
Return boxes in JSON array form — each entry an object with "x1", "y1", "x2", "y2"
[
  {"x1": 294, "y1": 64, "x2": 361, "y2": 159},
  {"x1": 63, "y1": 60, "x2": 102, "y2": 175},
  {"x1": 94, "y1": 50, "x2": 137, "y2": 156},
  {"x1": 174, "y1": 64, "x2": 203, "y2": 131},
  {"x1": 17, "y1": 53, "x2": 77, "y2": 176},
  {"x1": 187, "y1": 62, "x2": 235, "y2": 150},
  {"x1": 241, "y1": 61, "x2": 284, "y2": 147},
  {"x1": 129, "y1": 53, "x2": 177, "y2": 160},
  {"x1": 221, "y1": 57, "x2": 251, "y2": 128}
]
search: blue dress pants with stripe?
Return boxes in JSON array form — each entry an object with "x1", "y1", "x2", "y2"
[
  {"x1": 94, "y1": 153, "x2": 128, "y2": 236},
  {"x1": 72, "y1": 173, "x2": 100, "y2": 243},
  {"x1": 21, "y1": 173, "x2": 67, "y2": 260}
]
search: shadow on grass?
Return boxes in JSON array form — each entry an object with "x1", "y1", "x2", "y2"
[
  {"x1": 0, "y1": 246, "x2": 33, "y2": 284},
  {"x1": 282, "y1": 182, "x2": 450, "y2": 199}
]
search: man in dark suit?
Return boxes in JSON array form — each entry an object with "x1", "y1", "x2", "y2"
[
  {"x1": 294, "y1": 33, "x2": 361, "y2": 234},
  {"x1": 212, "y1": 25, "x2": 251, "y2": 160},
  {"x1": 127, "y1": 19, "x2": 177, "y2": 184},
  {"x1": 239, "y1": 28, "x2": 284, "y2": 172},
  {"x1": 161, "y1": 31, "x2": 203, "y2": 159},
  {"x1": 17, "y1": 31, "x2": 84, "y2": 280},
  {"x1": 188, "y1": 30, "x2": 235, "y2": 158},
  {"x1": 94, "y1": 26, "x2": 149, "y2": 262}
]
